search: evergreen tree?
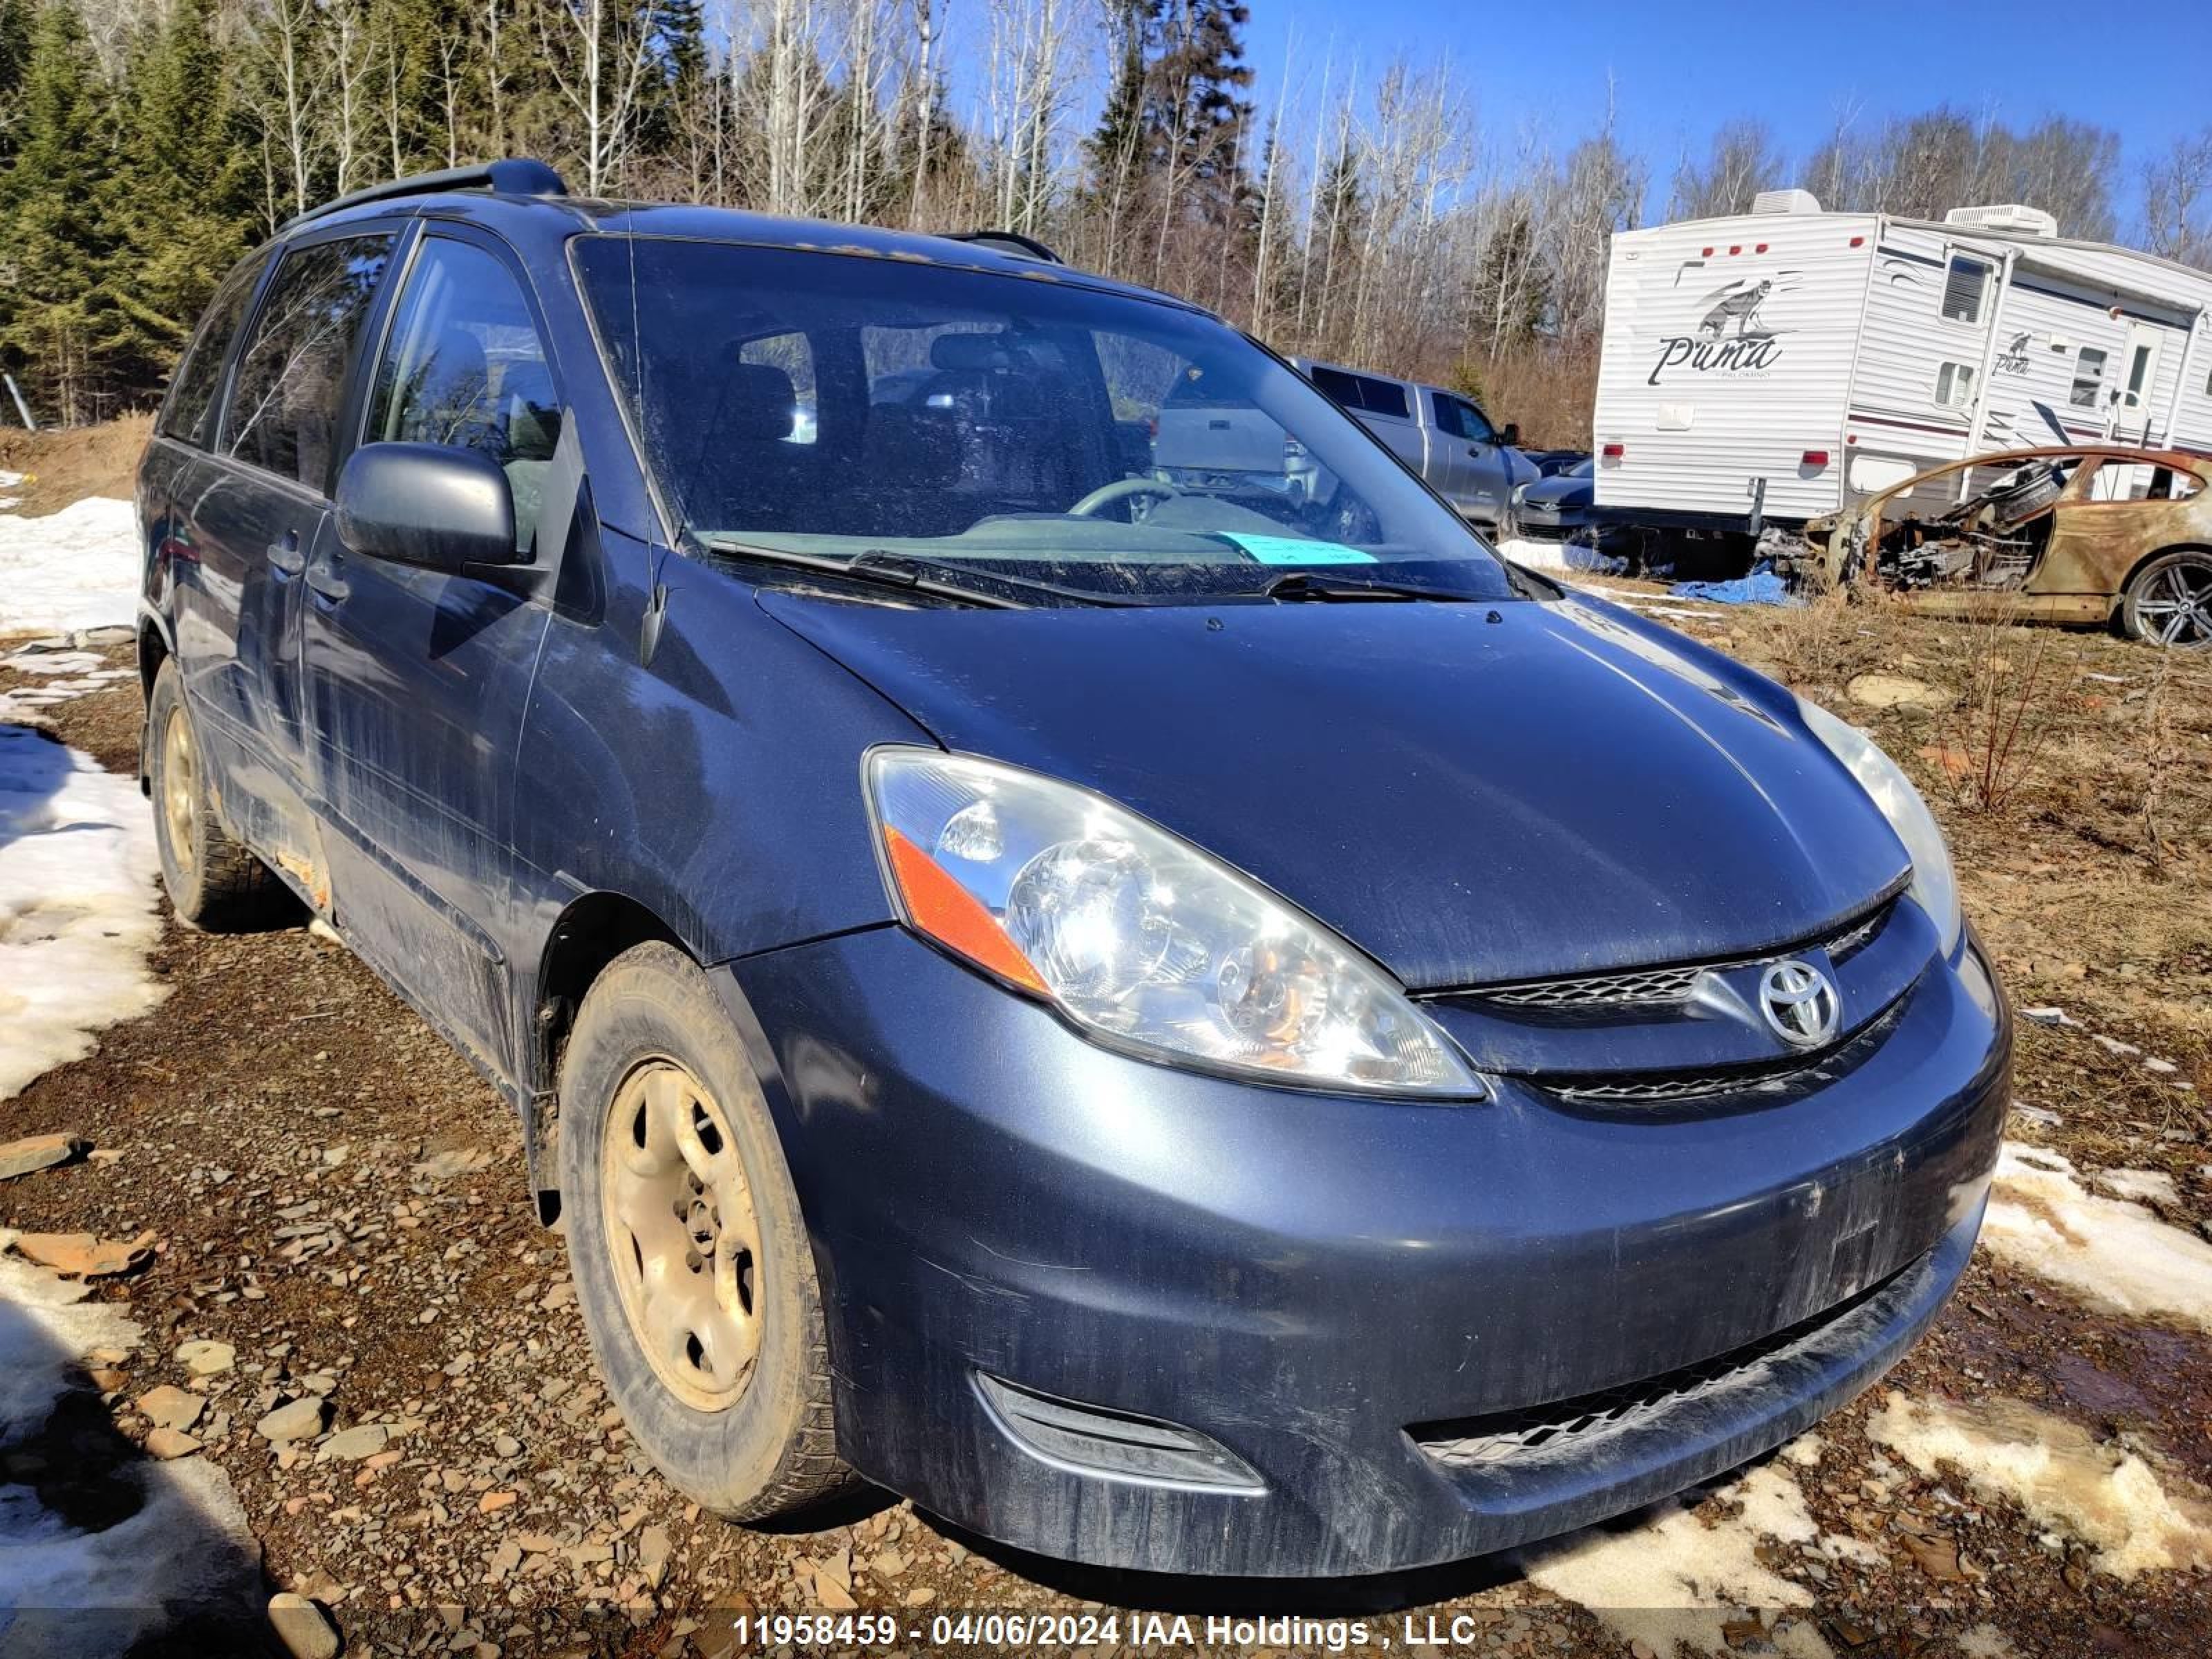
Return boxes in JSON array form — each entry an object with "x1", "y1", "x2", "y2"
[
  {"x1": 0, "y1": 1, "x2": 117, "y2": 420},
  {"x1": 98, "y1": 0, "x2": 250, "y2": 392},
  {"x1": 1151, "y1": 0, "x2": 1253, "y2": 194},
  {"x1": 1085, "y1": 0, "x2": 1159, "y2": 205},
  {"x1": 631, "y1": 0, "x2": 707, "y2": 160},
  {"x1": 0, "y1": 0, "x2": 35, "y2": 164},
  {"x1": 1469, "y1": 197, "x2": 1548, "y2": 355}
]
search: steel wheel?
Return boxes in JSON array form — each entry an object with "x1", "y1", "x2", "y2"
[
  {"x1": 600, "y1": 1059, "x2": 765, "y2": 1412},
  {"x1": 2128, "y1": 552, "x2": 2212, "y2": 648},
  {"x1": 160, "y1": 703, "x2": 198, "y2": 877}
]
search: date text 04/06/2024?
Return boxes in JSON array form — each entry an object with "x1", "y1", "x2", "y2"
[{"x1": 731, "y1": 1613, "x2": 1387, "y2": 1650}]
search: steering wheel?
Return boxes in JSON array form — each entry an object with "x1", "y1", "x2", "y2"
[{"x1": 1069, "y1": 476, "x2": 1183, "y2": 518}]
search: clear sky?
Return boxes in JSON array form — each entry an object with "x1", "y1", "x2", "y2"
[{"x1": 1241, "y1": 0, "x2": 2195, "y2": 229}]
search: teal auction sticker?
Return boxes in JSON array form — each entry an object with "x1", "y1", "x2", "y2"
[{"x1": 1212, "y1": 532, "x2": 1377, "y2": 565}]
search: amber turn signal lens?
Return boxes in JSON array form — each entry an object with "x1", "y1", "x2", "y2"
[{"x1": 882, "y1": 827, "x2": 1047, "y2": 993}]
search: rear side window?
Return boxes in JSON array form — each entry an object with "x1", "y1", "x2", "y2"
[
  {"x1": 1309, "y1": 365, "x2": 1409, "y2": 420},
  {"x1": 1356, "y1": 376, "x2": 1410, "y2": 420},
  {"x1": 158, "y1": 254, "x2": 268, "y2": 447},
  {"x1": 364, "y1": 237, "x2": 559, "y2": 552},
  {"x1": 222, "y1": 234, "x2": 393, "y2": 491}
]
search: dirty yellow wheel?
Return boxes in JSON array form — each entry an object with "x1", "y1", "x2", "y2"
[
  {"x1": 144, "y1": 658, "x2": 281, "y2": 928},
  {"x1": 561, "y1": 942, "x2": 857, "y2": 1520},
  {"x1": 160, "y1": 702, "x2": 198, "y2": 878},
  {"x1": 601, "y1": 1060, "x2": 765, "y2": 1412}
]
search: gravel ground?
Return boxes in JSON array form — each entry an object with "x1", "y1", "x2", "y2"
[{"x1": 1, "y1": 608, "x2": 2209, "y2": 1659}]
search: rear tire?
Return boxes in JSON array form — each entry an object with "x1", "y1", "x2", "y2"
[
  {"x1": 2120, "y1": 550, "x2": 2212, "y2": 648},
  {"x1": 146, "y1": 660, "x2": 282, "y2": 929},
  {"x1": 559, "y1": 941, "x2": 857, "y2": 1521}
]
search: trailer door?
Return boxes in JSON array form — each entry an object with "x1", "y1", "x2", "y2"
[{"x1": 2114, "y1": 322, "x2": 2166, "y2": 445}]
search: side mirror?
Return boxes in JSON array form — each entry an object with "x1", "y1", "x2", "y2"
[
  {"x1": 335, "y1": 442, "x2": 521, "y2": 572},
  {"x1": 1499, "y1": 422, "x2": 1521, "y2": 449}
]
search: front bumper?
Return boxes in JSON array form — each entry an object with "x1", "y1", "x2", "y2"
[{"x1": 724, "y1": 928, "x2": 2008, "y2": 1577}]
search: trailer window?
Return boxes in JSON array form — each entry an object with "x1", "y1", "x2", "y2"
[
  {"x1": 1935, "y1": 362, "x2": 1977, "y2": 409},
  {"x1": 2070, "y1": 347, "x2": 2108, "y2": 409},
  {"x1": 1940, "y1": 256, "x2": 1991, "y2": 325}
]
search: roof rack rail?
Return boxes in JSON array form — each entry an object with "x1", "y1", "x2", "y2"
[
  {"x1": 944, "y1": 229, "x2": 1065, "y2": 265},
  {"x1": 279, "y1": 158, "x2": 568, "y2": 234}
]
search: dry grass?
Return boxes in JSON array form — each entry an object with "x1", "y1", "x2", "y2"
[
  {"x1": 1933, "y1": 592, "x2": 2081, "y2": 817},
  {"x1": 1673, "y1": 590, "x2": 2212, "y2": 1172}
]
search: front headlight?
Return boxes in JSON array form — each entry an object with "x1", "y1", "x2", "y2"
[
  {"x1": 1797, "y1": 699, "x2": 1962, "y2": 955},
  {"x1": 865, "y1": 749, "x2": 1481, "y2": 1098}
]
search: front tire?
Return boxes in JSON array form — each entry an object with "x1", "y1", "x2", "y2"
[
  {"x1": 2120, "y1": 550, "x2": 2212, "y2": 648},
  {"x1": 559, "y1": 942, "x2": 855, "y2": 1520},
  {"x1": 146, "y1": 659, "x2": 281, "y2": 928}
]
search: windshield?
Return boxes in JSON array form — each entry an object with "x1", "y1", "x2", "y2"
[{"x1": 574, "y1": 237, "x2": 1516, "y2": 603}]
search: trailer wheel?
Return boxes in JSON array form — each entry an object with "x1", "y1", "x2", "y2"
[{"x1": 2119, "y1": 550, "x2": 2212, "y2": 649}]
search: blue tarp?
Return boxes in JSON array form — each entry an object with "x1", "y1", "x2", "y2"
[{"x1": 1670, "y1": 565, "x2": 1794, "y2": 606}]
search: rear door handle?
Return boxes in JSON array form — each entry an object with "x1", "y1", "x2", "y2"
[{"x1": 266, "y1": 532, "x2": 306, "y2": 574}]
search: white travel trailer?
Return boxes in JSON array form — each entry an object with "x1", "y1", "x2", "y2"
[{"x1": 1589, "y1": 190, "x2": 2212, "y2": 545}]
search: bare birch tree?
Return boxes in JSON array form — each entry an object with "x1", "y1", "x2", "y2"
[{"x1": 537, "y1": 0, "x2": 660, "y2": 196}]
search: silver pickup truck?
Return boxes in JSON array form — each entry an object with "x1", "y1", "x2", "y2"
[{"x1": 1293, "y1": 358, "x2": 1538, "y2": 532}]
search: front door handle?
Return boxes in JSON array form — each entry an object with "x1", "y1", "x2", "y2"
[
  {"x1": 267, "y1": 532, "x2": 306, "y2": 574},
  {"x1": 305, "y1": 555, "x2": 350, "y2": 602}
]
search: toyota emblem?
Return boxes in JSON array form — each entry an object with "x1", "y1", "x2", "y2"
[{"x1": 1759, "y1": 959, "x2": 1841, "y2": 1048}]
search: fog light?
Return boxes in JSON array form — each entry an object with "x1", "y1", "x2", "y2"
[{"x1": 975, "y1": 1374, "x2": 1265, "y2": 1494}]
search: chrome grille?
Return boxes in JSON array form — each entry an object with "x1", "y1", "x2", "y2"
[
  {"x1": 1414, "y1": 1268, "x2": 1902, "y2": 1470},
  {"x1": 1827, "y1": 905, "x2": 1886, "y2": 961},
  {"x1": 1553, "y1": 1070, "x2": 1761, "y2": 1103},
  {"x1": 1480, "y1": 963, "x2": 1703, "y2": 1009},
  {"x1": 1539, "y1": 997, "x2": 1906, "y2": 1107},
  {"x1": 1472, "y1": 900, "x2": 1894, "y2": 1013}
]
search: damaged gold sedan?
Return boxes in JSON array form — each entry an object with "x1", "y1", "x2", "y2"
[{"x1": 1801, "y1": 447, "x2": 2212, "y2": 648}]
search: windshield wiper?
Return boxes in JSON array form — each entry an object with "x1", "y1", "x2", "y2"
[
  {"x1": 850, "y1": 550, "x2": 1136, "y2": 608},
  {"x1": 698, "y1": 539, "x2": 1125, "y2": 609},
  {"x1": 1256, "y1": 570, "x2": 1484, "y2": 603}
]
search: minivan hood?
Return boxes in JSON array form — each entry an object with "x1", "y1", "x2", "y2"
[{"x1": 760, "y1": 588, "x2": 1910, "y2": 988}]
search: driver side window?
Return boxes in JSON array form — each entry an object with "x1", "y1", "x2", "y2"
[
  {"x1": 1432, "y1": 393, "x2": 1495, "y2": 444},
  {"x1": 364, "y1": 237, "x2": 558, "y2": 554}
]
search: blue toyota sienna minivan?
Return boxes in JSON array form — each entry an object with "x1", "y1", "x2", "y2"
[{"x1": 135, "y1": 160, "x2": 2009, "y2": 1577}]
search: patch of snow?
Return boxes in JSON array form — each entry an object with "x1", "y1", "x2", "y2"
[
  {"x1": 1957, "y1": 1624, "x2": 2020, "y2": 1658},
  {"x1": 1984, "y1": 1141, "x2": 2212, "y2": 1331},
  {"x1": 0, "y1": 724, "x2": 166, "y2": 1102},
  {"x1": 0, "y1": 1250, "x2": 141, "y2": 1443},
  {"x1": 1, "y1": 650, "x2": 106, "y2": 675},
  {"x1": 1779, "y1": 1431, "x2": 1825, "y2": 1467},
  {"x1": 0, "y1": 1251, "x2": 263, "y2": 1657},
  {"x1": 1519, "y1": 1462, "x2": 1834, "y2": 1657},
  {"x1": 2092, "y1": 1168, "x2": 2179, "y2": 1207},
  {"x1": 0, "y1": 497, "x2": 138, "y2": 635},
  {"x1": 1867, "y1": 1391, "x2": 2212, "y2": 1580},
  {"x1": 1494, "y1": 535, "x2": 1629, "y2": 576}
]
